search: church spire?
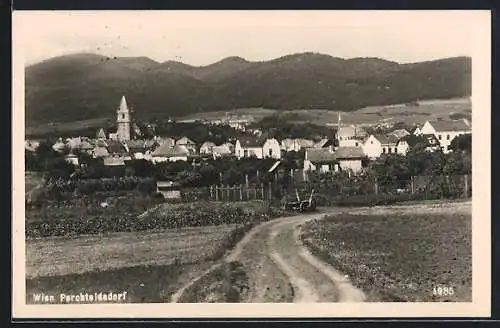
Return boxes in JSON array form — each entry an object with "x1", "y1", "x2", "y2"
[{"x1": 119, "y1": 95, "x2": 128, "y2": 112}]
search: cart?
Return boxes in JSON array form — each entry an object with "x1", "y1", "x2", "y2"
[{"x1": 281, "y1": 189, "x2": 316, "y2": 212}]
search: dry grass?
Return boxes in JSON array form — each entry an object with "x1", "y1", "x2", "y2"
[{"x1": 26, "y1": 224, "x2": 242, "y2": 278}]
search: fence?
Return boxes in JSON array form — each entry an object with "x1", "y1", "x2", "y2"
[{"x1": 202, "y1": 174, "x2": 471, "y2": 203}]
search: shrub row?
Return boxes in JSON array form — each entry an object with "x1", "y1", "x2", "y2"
[{"x1": 26, "y1": 199, "x2": 290, "y2": 238}]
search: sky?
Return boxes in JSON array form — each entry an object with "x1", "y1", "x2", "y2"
[{"x1": 14, "y1": 10, "x2": 489, "y2": 66}]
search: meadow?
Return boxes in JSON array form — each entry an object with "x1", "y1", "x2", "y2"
[{"x1": 300, "y1": 201, "x2": 472, "y2": 302}]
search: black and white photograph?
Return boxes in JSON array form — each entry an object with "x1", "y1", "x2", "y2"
[{"x1": 12, "y1": 10, "x2": 491, "y2": 318}]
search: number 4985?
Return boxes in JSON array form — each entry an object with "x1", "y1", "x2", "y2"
[{"x1": 433, "y1": 286, "x2": 454, "y2": 296}]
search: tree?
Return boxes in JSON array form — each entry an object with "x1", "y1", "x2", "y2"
[{"x1": 449, "y1": 134, "x2": 471, "y2": 153}]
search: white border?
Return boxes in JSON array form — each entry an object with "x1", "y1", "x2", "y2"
[{"x1": 12, "y1": 10, "x2": 491, "y2": 318}]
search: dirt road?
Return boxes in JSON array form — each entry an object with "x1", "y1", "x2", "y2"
[
  {"x1": 225, "y1": 211, "x2": 365, "y2": 303},
  {"x1": 172, "y1": 201, "x2": 471, "y2": 303}
]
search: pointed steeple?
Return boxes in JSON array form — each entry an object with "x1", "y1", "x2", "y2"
[{"x1": 119, "y1": 95, "x2": 128, "y2": 112}]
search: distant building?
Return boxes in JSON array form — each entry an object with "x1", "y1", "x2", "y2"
[
  {"x1": 303, "y1": 148, "x2": 337, "y2": 173},
  {"x1": 176, "y1": 137, "x2": 197, "y2": 155},
  {"x1": 151, "y1": 144, "x2": 189, "y2": 163},
  {"x1": 335, "y1": 147, "x2": 365, "y2": 173},
  {"x1": 389, "y1": 129, "x2": 411, "y2": 139},
  {"x1": 419, "y1": 120, "x2": 471, "y2": 153},
  {"x1": 235, "y1": 137, "x2": 281, "y2": 159},
  {"x1": 362, "y1": 134, "x2": 400, "y2": 159},
  {"x1": 336, "y1": 125, "x2": 367, "y2": 147},
  {"x1": 200, "y1": 141, "x2": 216, "y2": 155},
  {"x1": 108, "y1": 96, "x2": 132, "y2": 141}
]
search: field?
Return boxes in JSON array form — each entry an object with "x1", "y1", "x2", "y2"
[
  {"x1": 26, "y1": 97, "x2": 471, "y2": 137},
  {"x1": 176, "y1": 97, "x2": 471, "y2": 127},
  {"x1": 300, "y1": 201, "x2": 472, "y2": 302},
  {"x1": 26, "y1": 224, "x2": 249, "y2": 303},
  {"x1": 26, "y1": 193, "x2": 287, "y2": 303}
]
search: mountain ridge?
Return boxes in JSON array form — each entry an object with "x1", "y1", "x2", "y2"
[{"x1": 25, "y1": 52, "x2": 471, "y2": 126}]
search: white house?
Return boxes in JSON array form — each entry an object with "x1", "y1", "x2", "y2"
[
  {"x1": 362, "y1": 134, "x2": 400, "y2": 159},
  {"x1": 200, "y1": 141, "x2": 216, "y2": 155},
  {"x1": 419, "y1": 119, "x2": 471, "y2": 153},
  {"x1": 235, "y1": 137, "x2": 281, "y2": 159},
  {"x1": 151, "y1": 144, "x2": 189, "y2": 163},
  {"x1": 281, "y1": 138, "x2": 315, "y2": 152},
  {"x1": 212, "y1": 144, "x2": 234, "y2": 159}
]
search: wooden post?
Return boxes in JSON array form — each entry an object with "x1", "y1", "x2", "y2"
[
  {"x1": 219, "y1": 172, "x2": 223, "y2": 184},
  {"x1": 261, "y1": 184, "x2": 264, "y2": 200},
  {"x1": 246, "y1": 184, "x2": 250, "y2": 200},
  {"x1": 410, "y1": 176, "x2": 415, "y2": 194},
  {"x1": 245, "y1": 174, "x2": 249, "y2": 187},
  {"x1": 268, "y1": 182, "x2": 273, "y2": 201},
  {"x1": 226, "y1": 185, "x2": 230, "y2": 201},
  {"x1": 374, "y1": 177, "x2": 378, "y2": 196},
  {"x1": 215, "y1": 185, "x2": 219, "y2": 201},
  {"x1": 210, "y1": 185, "x2": 214, "y2": 200},
  {"x1": 239, "y1": 184, "x2": 243, "y2": 201}
]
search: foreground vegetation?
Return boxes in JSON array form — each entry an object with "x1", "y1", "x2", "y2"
[{"x1": 300, "y1": 206, "x2": 472, "y2": 302}]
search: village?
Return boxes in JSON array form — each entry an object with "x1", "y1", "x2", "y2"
[{"x1": 25, "y1": 95, "x2": 472, "y2": 179}]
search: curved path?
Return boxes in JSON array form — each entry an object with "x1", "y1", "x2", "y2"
[{"x1": 172, "y1": 209, "x2": 366, "y2": 303}]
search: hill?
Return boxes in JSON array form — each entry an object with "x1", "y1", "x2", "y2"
[{"x1": 25, "y1": 52, "x2": 471, "y2": 127}]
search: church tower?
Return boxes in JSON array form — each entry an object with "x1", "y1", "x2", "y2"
[{"x1": 116, "y1": 95, "x2": 131, "y2": 141}]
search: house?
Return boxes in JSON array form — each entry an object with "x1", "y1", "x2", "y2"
[
  {"x1": 103, "y1": 140, "x2": 131, "y2": 166},
  {"x1": 396, "y1": 134, "x2": 441, "y2": 155},
  {"x1": 52, "y1": 138, "x2": 66, "y2": 153},
  {"x1": 200, "y1": 141, "x2": 217, "y2": 155},
  {"x1": 336, "y1": 126, "x2": 366, "y2": 147},
  {"x1": 303, "y1": 148, "x2": 337, "y2": 173},
  {"x1": 419, "y1": 119, "x2": 471, "y2": 153},
  {"x1": 314, "y1": 138, "x2": 335, "y2": 150},
  {"x1": 335, "y1": 147, "x2": 365, "y2": 173},
  {"x1": 176, "y1": 137, "x2": 197, "y2": 155},
  {"x1": 96, "y1": 128, "x2": 107, "y2": 139},
  {"x1": 151, "y1": 144, "x2": 189, "y2": 163},
  {"x1": 124, "y1": 139, "x2": 147, "y2": 159},
  {"x1": 362, "y1": 134, "x2": 400, "y2": 159},
  {"x1": 389, "y1": 129, "x2": 411, "y2": 139},
  {"x1": 212, "y1": 144, "x2": 234, "y2": 159},
  {"x1": 412, "y1": 126, "x2": 422, "y2": 136},
  {"x1": 65, "y1": 152, "x2": 79, "y2": 166},
  {"x1": 235, "y1": 137, "x2": 281, "y2": 159}
]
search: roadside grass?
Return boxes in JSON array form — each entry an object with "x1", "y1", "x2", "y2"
[
  {"x1": 26, "y1": 224, "x2": 253, "y2": 303},
  {"x1": 300, "y1": 202, "x2": 472, "y2": 302}
]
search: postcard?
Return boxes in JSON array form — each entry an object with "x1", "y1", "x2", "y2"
[{"x1": 12, "y1": 10, "x2": 491, "y2": 318}]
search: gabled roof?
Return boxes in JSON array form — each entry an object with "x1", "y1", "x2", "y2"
[
  {"x1": 124, "y1": 139, "x2": 146, "y2": 151},
  {"x1": 398, "y1": 134, "x2": 439, "y2": 147},
  {"x1": 96, "y1": 128, "x2": 106, "y2": 139},
  {"x1": 152, "y1": 144, "x2": 189, "y2": 157},
  {"x1": 428, "y1": 120, "x2": 471, "y2": 132},
  {"x1": 306, "y1": 148, "x2": 337, "y2": 163},
  {"x1": 373, "y1": 134, "x2": 399, "y2": 145},
  {"x1": 237, "y1": 136, "x2": 266, "y2": 148},
  {"x1": 334, "y1": 147, "x2": 365, "y2": 159}
]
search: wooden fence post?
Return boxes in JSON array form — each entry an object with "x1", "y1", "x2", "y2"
[
  {"x1": 215, "y1": 185, "x2": 219, "y2": 201},
  {"x1": 374, "y1": 177, "x2": 378, "y2": 196},
  {"x1": 239, "y1": 184, "x2": 243, "y2": 201},
  {"x1": 226, "y1": 185, "x2": 230, "y2": 201},
  {"x1": 268, "y1": 182, "x2": 273, "y2": 201},
  {"x1": 410, "y1": 176, "x2": 415, "y2": 194},
  {"x1": 245, "y1": 174, "x2": 249, "y2": 187},
  {"x1": 210, "y1": 185, "x2": 213, "y2": 200},
  {"x1": 246, "y1": 184, "x2": 250, "y2": 200}
]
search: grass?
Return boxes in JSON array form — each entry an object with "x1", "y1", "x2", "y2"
[
  {"x1": 300, "y1": 202, "x2": 472, "y2": 302},
  {"x1": 26, "y1": 223, "x2": 252, "y2": 303}
]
